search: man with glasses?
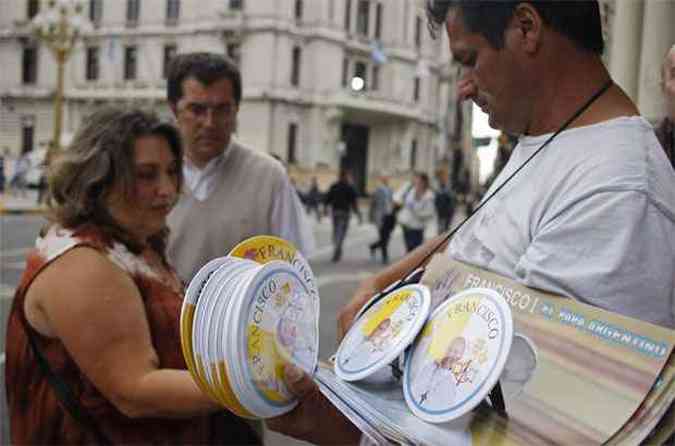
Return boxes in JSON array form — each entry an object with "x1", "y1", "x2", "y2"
[{"x1": 166, "y1": 52, "x2": 314, "y2": 285}]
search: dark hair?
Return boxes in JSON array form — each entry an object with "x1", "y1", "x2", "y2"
[
  {"x1": 167, "y1": 52, "x2": 242, "y2": 106},
  {"x1": 426, "y1": 0, "x2": 604, "y2": 55},
  {"x1": 415, "y1": 172, "x2": 430, "y2": 189},
  {"x1": 48, "y1": 107, "x2": 183, "y2": 256}
]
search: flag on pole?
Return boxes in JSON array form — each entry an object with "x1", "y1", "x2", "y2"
[{"x1": 370, "y1": 41, "x2": 388, "y2": 65}]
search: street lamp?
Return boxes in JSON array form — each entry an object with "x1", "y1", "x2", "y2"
[{"x1": 30, "y1": 0, "x2": 91, "y2": 162}]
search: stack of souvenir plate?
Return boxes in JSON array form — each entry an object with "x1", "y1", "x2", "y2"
[
  {"x1": 180, "y1": 236, "x2": 320, "y2": 419},
  {"x1": 333, "y1": 285, "x2": 514, "y2": 425}
]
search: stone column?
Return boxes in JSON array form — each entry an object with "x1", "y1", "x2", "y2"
[
  {"x1": 638, "y1": 0, "x2": 675, "y2": 122},
  {"x1": 608, "y1": 0, "x2": 644, "y2": 100}
]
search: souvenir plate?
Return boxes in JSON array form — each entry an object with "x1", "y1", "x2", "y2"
[
  {"x1": 181, "y1": 257, "x2": 234, "y2": 396},
  {"x1": 403, "y1": 287, "x2": 513, "y2": 423},
  {"x1": 335, "y1": 284, "x2": 431, "y2": 382},
  {"x1": 229, "y1": 235, "x2": 318, "y2": 311},
  {"x1": 235, "y1": 261, "x2": 318, "y2": 417}
]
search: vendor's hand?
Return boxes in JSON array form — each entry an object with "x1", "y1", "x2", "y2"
[
  {"x1": 266, "y1": 365, "x2": 361, "y2": 446},
  {"x1": 338, "y1": 277, "x2": 380, "y2": 341}
]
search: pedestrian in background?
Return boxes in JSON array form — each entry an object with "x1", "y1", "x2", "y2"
[
  {"x1": 0, "y1": 148, "x2": 7, "y2": 195},
  {"x1": 304, "y1": 176, "x2": 323, "y2": 222},
  {"x1": 656, "y1": 44, "x2": 675, "y2": 168},
  {"x1": 324, "y1": 169, "x2": 361, "y2": 262},
  {"x1": 433, "y1": 168, "x2": 456, "y2": 234},
  {"x1": 368, "y1": 173, "x2": 395, "y2": 264},
  {"x1": 396, "y1": 172, "x2": 435, "y2": 253},
  {"x1": 9, "y1": 151, "x2": 30, "y2": 198}
]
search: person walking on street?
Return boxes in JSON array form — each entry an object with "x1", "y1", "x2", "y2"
[
  {"x1": 396, "y1": 172, "x2": 435, "y2": 252},
  {"x1": 9, "y1": 152, "x2": 30, "y2": 198},
  {"x1": 433, "y1": 169, "x2": 456, "y2": 234},
  {"x1": 305, "y1": 176, "x2": 323, "y2": 222},
  {"x1": 324, "y1": 169, "x2": 362, "y2": 262},
  {"x1": 0, "y1": 149, "x2": 7, "y2": 195},
  {"x1": 368, "y1": 173, "x2": 395, "y2": 264}
]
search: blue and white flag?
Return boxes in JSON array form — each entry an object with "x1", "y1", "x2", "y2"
[{"x1": 370, "y1": 41, "x2": 388, "y2": 65}]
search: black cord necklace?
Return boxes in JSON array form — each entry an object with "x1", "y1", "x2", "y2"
[{"x1": 361, "y1": 78, "x2": 614, "y2": 316}]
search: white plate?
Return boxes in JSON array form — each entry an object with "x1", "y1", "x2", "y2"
[
  {"x1": 403, "y1": 287, "x2": 514, "y2": 423},
  {"x1": 235, "y1": 261, "x2": 317, "y2": 417},
  {"x1": 335, "y1": 284, "x2": 431, "y2": 382}
]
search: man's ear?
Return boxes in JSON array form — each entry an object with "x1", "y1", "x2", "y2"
[
  {"x1": 512, "y1": 3, "x2": 543, "y2": 54},
  {"x1": 169, "y1": 102, "x2": 178, "y2": 118}
]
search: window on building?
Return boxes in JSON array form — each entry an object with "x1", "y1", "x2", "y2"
[
  {"x1": 371, "y1": 65, "x2": 379, "y2": 91},
  {"x1": 403, "y1": 1, "x2": 409, "y2": 42},
  {"x1": 410, "y1": 139, "x2": 417, "y2": 170},
  {"x1": 354, "y1": 61, "x2": 367, "y2": 90},
  {"x1": 230, "y1": 0, "x2": 243, "y2": 10},
  {"x1": 374, "y1": 2, "x2": 382, "y2": 40},
  {"x1": 356, "y1": 0, "x2": 370, "y2": 36},
  {"x1": 86, "y1": 46, "x2": 100, "y2": 81},
  {"x1": 294, "y1": 0, "x2": 303, "y2": 20},
  {"x1": 124, "y1": 46, "x2": 137, "y2": 80},
  {"x1": 89, "y1": 0, "x2": 103, "y2": 25},
  {"x1": 344, "y1": 0, "x2": 351, "y2": 31},
  {"x1": 341, "y1": 57, "x2": 349, "y2": 87},
  {"x1": 226, "y1": 43, "x2": 241, "y2": 65},
  {"x1": 413, "y1": 76, "x2": 420, "y2": 102},
  {"x1": 166, "y1": 0, "x2": 180, "y2": 24},
  {"x1": 27, "y1": 0, "x2": 39, "y2": 19},
  {"x1": 22, "y1": 47, "x2": 38, "y2": 84},
  {"x1": 415, "y1": 16, "x2": 422, "y2": 49},
  {"x1": 163, "y1": 44, "x2": 176, "y2": 78},
  {"x1": 291, "y1": 46, "x2": 301, "y2": 87},
  {"x1": 287, "y1": 123, "x2": 298, "y2": 165},
  {"x1": 22, "y1": 121, "x2": 35, "y2": 154},
  {"x1": 127, "y1": 0, "x2": 140, "y2": 24}
]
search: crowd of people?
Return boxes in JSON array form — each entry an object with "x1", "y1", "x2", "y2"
[{"x1": 4, "y1": 0, "x2": 675, "y2": 445}]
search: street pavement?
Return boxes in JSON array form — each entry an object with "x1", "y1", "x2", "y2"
[{"x1": 0, "y1": 194, "x2": 446, "y2": 445}]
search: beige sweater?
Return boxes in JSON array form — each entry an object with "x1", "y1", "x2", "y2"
[{"x1": 167, "y1": 142, "x2": 287, "y2": 283}]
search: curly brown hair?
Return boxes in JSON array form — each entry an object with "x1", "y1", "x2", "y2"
[{"x1": 47, "y1": 106, "x2": 183, "y2": 257}]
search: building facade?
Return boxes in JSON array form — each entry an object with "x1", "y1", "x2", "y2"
[
  {"x1": 0, "y1": 0, "x2": 475, "y2": 194},
  {"x1": 602, "y1": 0, "x2": 675, "y2": 123}
]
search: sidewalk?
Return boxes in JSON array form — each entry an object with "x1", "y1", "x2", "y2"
[{"x1": 0, "y1": 191, "x2": 45, "y2": 215}]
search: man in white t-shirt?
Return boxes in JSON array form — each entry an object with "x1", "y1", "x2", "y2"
[{"x1": 267, "y1": 1, "x2": 675, "y2": 444}]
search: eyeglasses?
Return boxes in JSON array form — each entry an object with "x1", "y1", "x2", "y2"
[{"x1": 181, "y1": 102, "x2": 236, "y2": 121}]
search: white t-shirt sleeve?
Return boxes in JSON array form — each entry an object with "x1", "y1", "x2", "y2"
[
  {"x1": 270, "y1": 175, "x2": 316, "y2": 256},
  {"x1": 516, "y1": 188, "x2": 675, "y2": 325}
]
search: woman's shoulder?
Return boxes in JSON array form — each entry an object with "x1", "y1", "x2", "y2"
[{"x1": 37, "y1": 223, "x2": 159, "y2": 279}]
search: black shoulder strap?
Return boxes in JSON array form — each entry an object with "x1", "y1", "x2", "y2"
[{"x1": 21, "y1": 317, "x2": 112, "y2": 445}]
